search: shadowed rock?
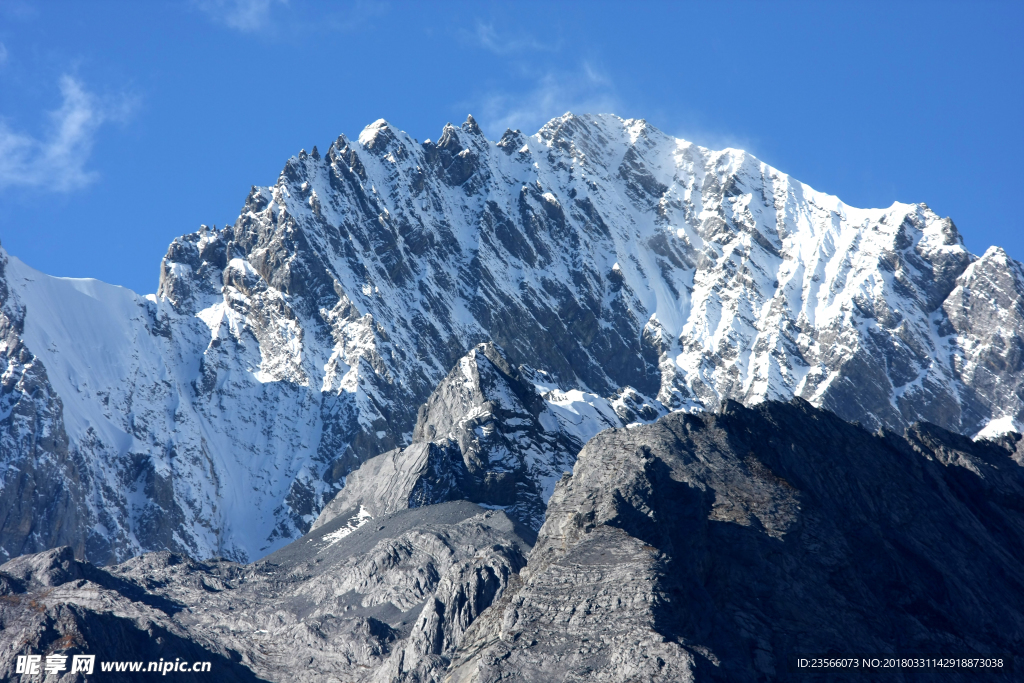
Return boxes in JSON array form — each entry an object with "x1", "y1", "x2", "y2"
[{"x1": 450, "y1": 399, "x2": 1024, "y2": 682}]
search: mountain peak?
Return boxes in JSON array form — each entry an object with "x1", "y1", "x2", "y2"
[
  {"x1": 462, "y1": 114, "x2": 482, "y2": 136},
  {"x1": 2, "y1": 112, "x2": 1022, "y2": 567},
  {"x1": 358, "y1": 118, "x2": 391, "y2": 141}
]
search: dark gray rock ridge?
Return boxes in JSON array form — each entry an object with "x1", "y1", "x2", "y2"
[{"x1": 449, "y1": 399, "x2": 1024, "y2": 682}]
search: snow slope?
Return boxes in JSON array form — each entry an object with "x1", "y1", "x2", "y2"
[{"x1": 0, "y1": 254, "x2": 333, "y2": 563}]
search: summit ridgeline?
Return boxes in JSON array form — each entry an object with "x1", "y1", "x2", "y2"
[{"x1": 1, "y1": 113, "x2": 1022, "y2": 566}]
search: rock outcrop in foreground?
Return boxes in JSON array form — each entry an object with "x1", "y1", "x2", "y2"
[
  {"x1": 0, "y1": 502, "x2": 529, "y2": 682},
  {"x1": 2, "y1": 400, "x2": 1022, "y2": 681},
  {"x1": 451, "y1": 399, "x2": 1024, "y2": 682}
]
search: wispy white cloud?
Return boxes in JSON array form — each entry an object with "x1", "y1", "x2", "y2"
[
  {"x1": 473, "y1": 21, "x2": 554, "y2": 55},
  {"x1": 673, "y1": 126, "x2": 759, "y2": 156},
  {"x1": 0, "y1": 75, "x2": 134, "y2": 192},
  {"x1": 472, "y1": 63, "x2": 621, "y2": 136},
  {"x1": 658, "y1": 109, "x2": 761, "y2": 155},
  {"x1": 194, "y1": 1, "x2": 386, "y2": 37},
  {"x1": 195, "y1": 0, "x2": 287, "y2": 33}
]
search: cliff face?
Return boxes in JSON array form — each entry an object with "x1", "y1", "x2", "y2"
[{"x1": 2, "y1": 112, "x2": 1023, "y2": 564}]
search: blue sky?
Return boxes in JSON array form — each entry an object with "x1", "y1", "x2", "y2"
[{"x1": 0, "y1": 0, "x2": 1021, "y2": 294}]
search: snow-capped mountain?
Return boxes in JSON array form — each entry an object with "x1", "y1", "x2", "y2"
[{"x1": 1, "y1": 113, "x2": 1022, "y2": 565}]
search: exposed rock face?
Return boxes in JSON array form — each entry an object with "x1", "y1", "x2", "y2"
[
  {"x1": 313, "y1": 342, "x2": 612, "y2": 534},
  {"x1": 943, "y1": 247, "x2": 1024, "y2": 437},
  {"x1": 2, "y1": 112, "x2": 1023, "y2": 564},
  {"x1": 0, "y1": 502, "x2": 529, "y2": 683},
  {"x1": 450, "y1": 400, "x2": 1024, "y2": 682}
]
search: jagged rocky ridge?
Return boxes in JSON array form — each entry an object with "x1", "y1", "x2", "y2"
[
  {"x1": 2, "y1": 112, "x2": 1023, "y2": 564},
  {"x1": 3, "y1": 400, "x2": 1021, "y2": 682},
  {"x1": 311, "y1": 341, "x2": 645, "y2": 534}
]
